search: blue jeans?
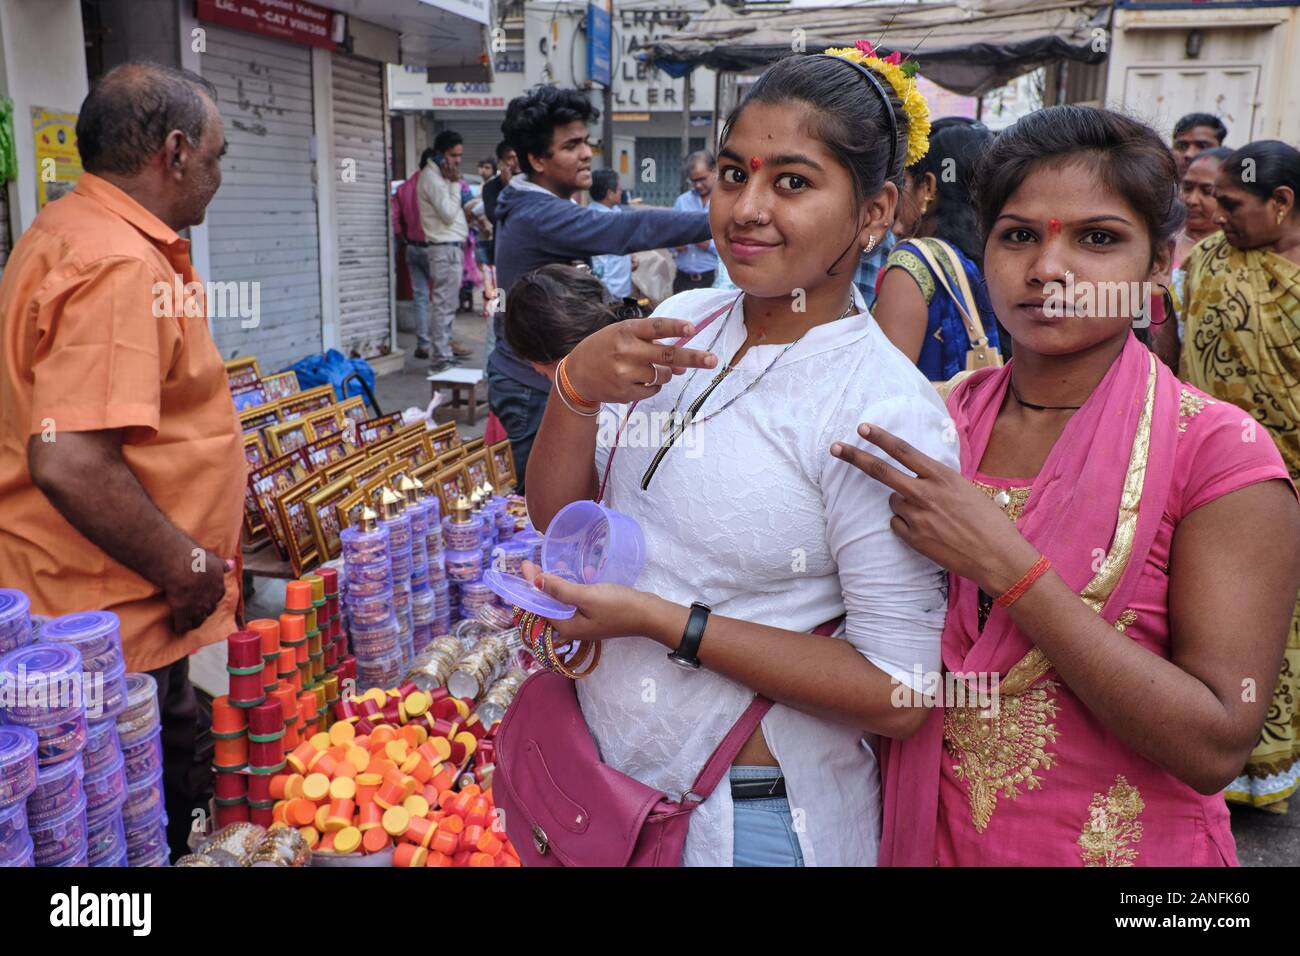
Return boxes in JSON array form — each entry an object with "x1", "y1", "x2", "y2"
[
  {"x1": 730, "y1": 766, "x2": 804, "y2": 867},
  {"x1": 486, "y1": 367, "x2": 548, "y2": 495}
]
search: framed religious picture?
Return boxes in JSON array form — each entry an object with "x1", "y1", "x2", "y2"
[
  {"x1": 324, "y1": 450, "x2": 366, "y2": 484},
  {"x1": 262, "y1": 370, "x2": 301, "y2": 401},
  {"x1": 231, "y1": 381, "x2": 269, "y2": 411},
  {"x1": 436, "y1": 446, "x2": 465, "y2": 467},
  {"x1": 249, "y1": 451, "x2": 310, "y2": 557},
  {"x1": 462, "y1": 449, "x2": 492, "y2": 494},
  {"x1": 432, "y1": 464, "x2": 472, "y2": 516},
  {"x1": 304, "y1": 405, "x2": 344, "y2": 440},
  {"x1": 388, "y1": 433, "x2": 432, "y2": 472},
  {"x1": 337, "y1": 397, "x2": 368, "y2": 439},
  {"x1": 275, "y1": 474, "x2": 325, "y2": 576},
  {"x1": 279, "y1": 385, "x2": 335, "y2": 421},
  {"x1": 462, "y1": 437, "x2": 485, "y2": 455},
  {"x1": 488, "y1": 440, "x2": 517, "y2": 491},
  {"x1": 365, "y1": 421, "x2": 421, "y2": 460},
  {"x1": 427, "y1": 421, "x2": 459, "y2": 457},
  {"x1": 242, "y1": 432, "x2": 268, "y2": 471},
  {"x1": 304, "y1": 432, "x2": 357, "y2": 472},
  {"x1": 361, "y1": 468, "x2": 398, "y2": 505},
  {"x1": 305, "y1": 476, "x2": 357, "y2": 563},
  {"x1": 266, "y1": 418, "x2": 316, "y2": 458},
  {"x1": 348, "y1": 453, "x2": 392, "y2": 491},
  {"x1": 224, "y1": 356, "x2": 261, "y2": 388},
  {"x1": 410, "y1": 460, "x2": 440, "y2": 494},
  {"x1": 238, "y1": 401, "x2": 282, "y2": 437},
  {"x1": 334, "y1": 488, "x2": 370, "y2": 538},
  {"x1": 357, "y1": 412, "x2": 404, "y2": 446}
]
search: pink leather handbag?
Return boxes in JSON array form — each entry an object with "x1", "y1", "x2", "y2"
[{"x1": 493, "y1": 673, "x2": 773, "y2": 866}]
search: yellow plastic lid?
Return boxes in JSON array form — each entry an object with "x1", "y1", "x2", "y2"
[
  {"x1": 333, "y1": 825, "x2": 361, "y2": 854},
  {"x1": 403, "y1": 794, "x2": 429, "y2": 818},
  {"x1": 310, "y1": 732, "x2": 332, "y2": 752},
  {"x1": 345, "y1": 746, "x2": 370, "y2": 774},
  {"x1": 403, "y1": 691, "x2": 430, "y2": 717},
  {"x1": 328, "y1": 721, "x2": 356, "y2": 747},
  {"x1": 356, "y1": 772, "x2": 383, "y2": 787},
  {"x1": 329, "y1": 776, "x2": 357, "y2": 801},
  {"x1": 302, "y1": 772, "x2": 330, "y2": 802},
  {"x1": 384, "y1": 740, "x2": 409, "y2": 762},
  {"x1": 382, "y1": 805, "x2": 411, "y2": 836},
  {"x1": 314, "y1": 804, "x2": 331, "y2": 832}
]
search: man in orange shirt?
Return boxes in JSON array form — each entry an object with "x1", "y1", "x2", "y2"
[{"x1": 0, "y1": 63, "x2": 245, "y2": 860}]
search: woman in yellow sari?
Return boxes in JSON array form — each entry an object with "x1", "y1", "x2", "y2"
[{"x1": 1182, "y1": 139, "x2": 1300, "y2": 810}]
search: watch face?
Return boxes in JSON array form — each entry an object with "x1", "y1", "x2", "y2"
[{"x1": 669, "y1": 652, "x2": 701, "y2": 670}]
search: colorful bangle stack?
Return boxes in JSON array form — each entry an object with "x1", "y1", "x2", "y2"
[
  {"x1": 512, "y1": 609, "x2": 601, "y2": 681},
  {"x1": 556, "y1": 356, "x2": 600, "y2": 417},
  {"x1": 994, "y1": 554, "x2": 1053, "y2": 609}
]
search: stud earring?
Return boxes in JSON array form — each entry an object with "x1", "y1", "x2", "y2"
[{"x1": 1278, "y1": 210, "x2": 1287, "y2": 225}]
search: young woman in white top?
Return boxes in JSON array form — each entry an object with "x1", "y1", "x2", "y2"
[{"x1": 522, "y1": 49, "x2": 952, "y2": 866}]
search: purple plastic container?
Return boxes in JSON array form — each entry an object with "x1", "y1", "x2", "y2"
[
  {"x1": 27, "y1": 754, "x2": 85, "y2": 824},
  {"x1": 484, "y1": 501, "x2": 646, "y2": 619},
  {"x1": 87, "y1": 806, "x2": 127, "y2": 866},
  {"x1": 41, "y1": 610, "x2": 125, "y2": 674},
  {"x1": 0, "y1": 642, "x2": 85, "y2": 723},
  {"x1": 82, "y1": 719, "x2": 121, "y2": 776},
  {"x1": 0, "y1": 725, "x2": 38, "y2": 809},
  {"x1": 0, "y1": 589, "x2": 33, "y2": 655},
  {"x1": 0, "y1": 799, "x2": 32, "y2": 863},
  {"x1": 121, "y1": 727, "x2": 163, "y2": 783},
  {"x1": 30, "y1": 789, "x2": 88, "y2": 866},
  {"x1": 83, "y1": 749, "x2": 128, "y2": 816},
  {"x1": 115, "y1": 672, "x2": 160, "y2": 745},
  {"x1": 29, "y1": 712, "x2": 89, "y2": 768},
  {"x1": 121, "y1": 767, "x2": 165, "y2": 824}
]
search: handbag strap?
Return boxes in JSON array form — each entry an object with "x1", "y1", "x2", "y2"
[
  {"x1": 910, "y1": 238, "x2": 990, "y2": 349},
  {"x1": 684, "y1": 616, "x2": 844, "y2": 805},
  {"x1": 596, "y1": 298, "x2": 736, "y2": 503}
]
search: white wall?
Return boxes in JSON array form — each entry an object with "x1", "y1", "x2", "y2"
[{"x1": 0, "y1": 0, "x2": 89, "y2": 234}]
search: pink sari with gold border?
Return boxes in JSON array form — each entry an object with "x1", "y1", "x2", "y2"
[{"x1": 880, "y1": 334, "x2": 1293, "y2": 866}]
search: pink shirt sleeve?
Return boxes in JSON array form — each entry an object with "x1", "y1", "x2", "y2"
[{"x1": 1176, "y1": 389, "x2": 1297, "y2": 518}]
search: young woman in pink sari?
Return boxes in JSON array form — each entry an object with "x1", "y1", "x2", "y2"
[{"x1": 832, "y1": 106, "x2": 1300, "y2": 866}]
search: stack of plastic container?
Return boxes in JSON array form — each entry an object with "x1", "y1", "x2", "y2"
[
  {"x1": 342, "y1": 508, "x2": 403, "y2": 690},
  {"x1": 0, "y1": 588, "x2": 34, "y2": 655},
  {"x1": 115, "y1": 671, "x2": 168, "y2": 866},
  {"x1": 41, "y1": 610, "x2": 132, "y2": 867},
  {"x1": 0, "y1": 725, "x2": 38, "y2": 867},
  {"x1": 423, "y1": 491, "x2": 451, "y2": 636},
  {"x1": 400, "y1": 477, "x2": 436, "y2": 655},
  {"x1": 379, "y1": 488, "x2": 416, "y2": 670},
  {"x1": 442, "y1": 496, "x2": 485, "y2": 625},
  {"x1": 1, "y1": 643, "x2": 90, "y2": 866}
]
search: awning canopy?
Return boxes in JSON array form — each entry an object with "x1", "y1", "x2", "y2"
[
  {"x1": 646, "y1": 0, "x2": 1112, "y2": 97},
  {"x1": 319, "y1": 0, "x2": 491, "y2": 73}
]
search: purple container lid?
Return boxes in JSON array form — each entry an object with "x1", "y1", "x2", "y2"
[
  {"x1": 0, "y1": 589, "x2": 31, "y2": 629},
  {"x1": 0, "y1": 643, "x2": 85, "y2": 720},
  {"x1": 482, "y1": 569, "x2": 576, "y2": 619},
  {"x1": 0, "y1": 724, "x2": 39, "y2": 772},
  {"x1": 41, "y1": 610, "x2": 122, "y2": 655},
  {"x1": 122, "y1": 672, "x2": 158, "y2": 711}
]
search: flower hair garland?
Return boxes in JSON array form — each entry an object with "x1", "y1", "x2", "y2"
[{"x1": 824, "y1": 39, "x2": 932, "y2": 166}]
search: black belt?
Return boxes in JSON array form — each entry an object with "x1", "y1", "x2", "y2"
[
  {"x1": 408, "y1": 239, "x2": 431, "y2": 246},
  {"x1": 730, "y1": 775, "x2": 787, "y2": 800}
]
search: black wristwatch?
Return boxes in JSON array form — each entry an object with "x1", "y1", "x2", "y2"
[{"x1": 668, "y1": 602, "x2": 711, "y2": 670}]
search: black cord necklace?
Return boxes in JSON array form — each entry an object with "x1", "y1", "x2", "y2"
[{"x1": 1009, "y1": 378, "x2": 1084, "y2": 411}]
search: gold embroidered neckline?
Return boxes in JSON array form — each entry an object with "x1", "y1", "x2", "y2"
[{"x1": 973, "y1": 480, "x2": 1033, "y2": 523}]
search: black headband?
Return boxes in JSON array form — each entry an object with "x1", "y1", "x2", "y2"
[{"x1": 812, "y1": 53, "x2": 901, "y2": 177}]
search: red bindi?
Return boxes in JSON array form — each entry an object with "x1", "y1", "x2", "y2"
[
  {"x1": 1047, "y1": 218, "x2": 1063, "y2": 235},
  {"x1": 749, "y1": 156, "x2": 763, "y2": 172}
]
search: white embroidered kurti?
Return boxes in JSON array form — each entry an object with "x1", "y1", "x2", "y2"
[{"x1": 581, "y1": 287, "x2": 955, "y2": 866}]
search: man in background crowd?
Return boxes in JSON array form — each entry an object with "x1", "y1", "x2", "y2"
[
  {"x1": 1172, "y1": 112, "x2": 1228, "y2": 175},
  {"x1": 419, "y1": 129, "x2": 472, "y2": 373},
  {"x1": 672, "y1": 150, "x2": 719, "y2": 293},
  {"x1": 588, "y1": 168, "x2": 636, "y2": 301}
]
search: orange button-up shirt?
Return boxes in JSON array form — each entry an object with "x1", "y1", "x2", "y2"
[{"x1": 0, "y1": 173, "x2": 246, "y2": 672}]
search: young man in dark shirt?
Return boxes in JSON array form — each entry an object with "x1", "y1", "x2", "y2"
[{"x1": 490, "y1": 85, "x2": 710, "y2": 491}]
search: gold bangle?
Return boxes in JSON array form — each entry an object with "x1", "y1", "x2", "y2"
[{"x1": 544, "y1": 629, "x2": 601, "y2": 680}]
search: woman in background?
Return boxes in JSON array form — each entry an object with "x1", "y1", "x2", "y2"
[
  {"x1": 1181, "y1": 139, "x2": 1300, "y2": 813},
  {"x1": 872, "y1": 121, "x2": 1002, "y2": 380}
]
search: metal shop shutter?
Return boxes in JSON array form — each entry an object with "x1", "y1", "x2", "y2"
[
  {"x1": 331, "y1": 52, "x2": 391, "y2": 358},
  {"x1": 203, "y1": 26, "x2": 323, "y2": 372}
]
